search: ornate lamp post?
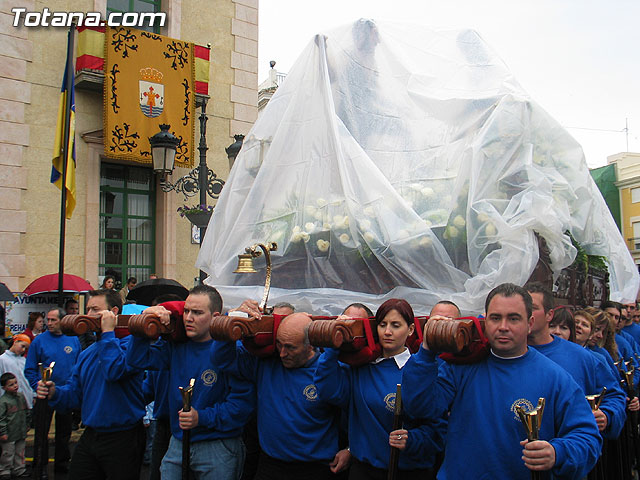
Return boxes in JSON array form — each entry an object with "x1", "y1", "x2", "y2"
[{"x1": 150, "y1": 102, "x2": 245, "y2": 284}]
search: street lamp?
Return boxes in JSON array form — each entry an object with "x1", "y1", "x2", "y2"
[{"x1": 149, "y1": 124, "x2": 179, "y2": 177}]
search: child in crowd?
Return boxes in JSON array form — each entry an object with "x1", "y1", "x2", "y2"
[{"x1": 0, "y1": 372, "x2": 29, "y2": 479}]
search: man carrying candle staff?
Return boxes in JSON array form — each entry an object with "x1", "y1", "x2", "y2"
[
  {"x1": 25, "y1": 307, "x2": 81, "y2": 474},
  {"x1": 402, "y1": 283, "x2": 602, "y2": 479},
  {"x1": 126, "y1": 285, "x2": 253, "y2": 480},
  {"x1": 525, "y1": 283, "x2": 627, "y2": 441},
  {"x1": 212, "y1": 311, "x2": 344, "y2": 480},
  {"x1": 35, "y1": 289, "x2": 146, "y2": 480}
]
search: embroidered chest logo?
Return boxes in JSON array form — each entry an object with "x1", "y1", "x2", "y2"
[
  {"x1": 384, "y1": 392, "x2": 396, "y2": 412},
  {"x1": 510, "y1": 398, "x2": 534, "y2": 422},
  {"x1": 201, "y1": 369, "x2": 217, "y2": 386},
  {"x1": 64, "y1": 346, "x2": 73, "y2": 354},
  {"x1": 303, "y1": 384, "x2": 318, "y2": 402}
]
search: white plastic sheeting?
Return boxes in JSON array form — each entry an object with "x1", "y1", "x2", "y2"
[{"x1": 197, "y1": 19, "x2": 639, "y2": 315}]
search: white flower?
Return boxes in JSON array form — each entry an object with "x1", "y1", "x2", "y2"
[
  {"x1": 359, "y1": 219, "x2": 371, "y2": 230},
  {"x1": 477, "y1": 212, "x2": 489, "y2": 223},
  {"x1": 485, "y1": 223, "x2": 497, "y2": 236},
  {"x1": 334, "y1": 215, "x2": 349, "y2": 229},
  {"x1": 322, "y1": 223, "x2": 331, "y2": 231},
  {"x1": 446, "y1": 226, "x2": 459, "y2": 238},
  {"x1": 301, "y1": 232, "x2": 310, "y2": 243},
  {"x1": 364, "y1": 206, "x2": 376, "y2": 217},
  {"x1": 304, "y1": 205, "x2": 317, "y2": 216},
  {"x1": 305, "y1": 222, "x2": 316, "y2": 233},
  {"x1": 453, "y1": 215, "x2": 466, "y2": 228},
  {"x1": 419, "y1": 237, "x2": 432, "y2": 247},
  {"x1": 421, "y1": 187, "x2": 434, "y2": 198},
  {"x1": 363, "y1": 231, "x2": 375, "y2": 243},
  {"x1": 290, "y1": 232, "x2": 303, "y2": 243},
  {"x1": 292, "y1": 225, "x2": 301, "y2": 234},
  {"x1": 314, "y1": 211, "x2": 324, "y2": 221},
  {"x1": 339, "y1": 233, "x2": 350, "y2": 244},
  {"x1": 316, "y1": 197, "x2": 327, "y2": 208},
  {"x1": 316, "y1": 239, "x2": 330, "y2": 252},
  {"x1": 397, "y1": 229, "x2": 410, "y2": 240}
]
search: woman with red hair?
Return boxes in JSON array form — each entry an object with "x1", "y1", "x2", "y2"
[{"x1": 314, "y1": 299, "x2": 445, "y2": 480}]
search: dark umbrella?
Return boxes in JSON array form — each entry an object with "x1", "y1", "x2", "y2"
[
  {"x1": 0, "y1": 282, "x2": 13, "y2": 302},
  {"x1": 23, "y1": 273, "x2": 93, "y2": 295},
  {"x1": 127, "y1": 278, "x2": 188, "y2": 306}
]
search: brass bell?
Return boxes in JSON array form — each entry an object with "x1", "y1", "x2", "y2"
[{"x1": 234, "y1": 253, "x2": 257, "y2": 273}]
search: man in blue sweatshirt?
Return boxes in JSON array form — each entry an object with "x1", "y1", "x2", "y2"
[
  {"x1": 36, "y1": 289, "x2": 146, "y2": 480},
  {"x1": 525, "y1": 283, "x2": 627, "y2": 440},
  {"x1": 212, "y1": 311, "x2": 342, "y2": 480},
  {"x1": 402, "y1": 283, "x2": 602, "y2": 479},
  {"x1": 25, "y1": 307, "x2": 81, "y2": 473},
  {"x1": 126, "y1": 285, "x2": 253, "y2": 480},
  {"x1": 603, "y1": 301, "x2": 640, "y2": 389}
]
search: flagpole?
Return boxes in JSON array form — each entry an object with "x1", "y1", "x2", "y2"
[{"x1": 57, "y1": 23, "x2": 75, "y2": 307}]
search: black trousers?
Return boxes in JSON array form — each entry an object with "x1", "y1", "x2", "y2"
[
  {"x1": 148, "y1": 416, "x2": 171, "y2": 480},
  {"x1": 33, "y1": 402, "x2": 72, "y2": 467},
  {"x1": 348, "y1": 457, "x2": 435, "y2": 480},
  {"x1": 254, "y1": 452, "x2": 333, "y2": 480},
  {"x1": 68, "y1": 422, "x2": 145, "y2": 480},
  {"x1": 241, "y1": 416, "x2": 261, "y2": 480}
]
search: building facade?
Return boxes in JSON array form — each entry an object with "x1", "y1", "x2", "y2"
[
  {"x1": 0, "y1": 0, "x2": 259, "y2": 292},
  {"x1": 609, "y1": 152, "x2": 640, "y2": 270}
]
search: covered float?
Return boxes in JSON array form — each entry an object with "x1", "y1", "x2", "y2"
[{"x1": 197, "y1": 19, "x2": 639, "y2": 315}]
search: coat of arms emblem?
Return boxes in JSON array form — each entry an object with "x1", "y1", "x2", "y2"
[{"x1": 139, "y1": 67, "x2": 164, "y2": 118}]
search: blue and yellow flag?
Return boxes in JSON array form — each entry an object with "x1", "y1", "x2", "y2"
[{"x1": 51, "y1": 28, "x2": 76, "y2": 219}]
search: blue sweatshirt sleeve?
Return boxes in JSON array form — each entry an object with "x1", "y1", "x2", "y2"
[
  {"x1": 313, "y1": 348, "x2": 350, "y2": 409},
  {"x1": 196, "y1": 373, "x2": 256, "y2": 433},
  {"x1": 402, "y1": 346, "x2": 454, "y2": 420},
  {"x1": 50, "y1": 362, "x2": 82, "y2": 412},
  {"x1": 126, "y1": 335, "x2": 171, "y2": 371},
  {"x1": 210, "y1": 340, "x2": 242, "y2": 374},
  {"x1": 548, "y1": 379, "x2": 602, "y2": 479},
  {"x1": 96, "y1": 332, "x2": 141, "y2": 381},
  {"x1": 142, "y1": 372, "x2": 154, "y2": 404},
  {"x1": 24, "y1": 340, "x2": 40, "y2": 390},
  {"x1": 592, "y1": 353, "x2": 627, "y2": 439},
  {"x1": 403, "y1": 416, "x2": 446, "y2": 461}
]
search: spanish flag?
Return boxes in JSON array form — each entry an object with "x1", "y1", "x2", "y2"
[{"x1": 51, "y1": 27, "x2": 76, "y2": 219}]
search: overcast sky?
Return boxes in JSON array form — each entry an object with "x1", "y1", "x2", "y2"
[{"x1": 258, "y1": 0, "x2": 640, "y2": 168}]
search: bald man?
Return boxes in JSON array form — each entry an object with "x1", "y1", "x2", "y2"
[
  {"x1": 212, "y1": 313, "x2": 342, "y2": 480},
  {"x1": 430, "y1": 301, "x2": 461, "y2": 319}
]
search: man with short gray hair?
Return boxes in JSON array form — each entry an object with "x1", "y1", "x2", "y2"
[
  {"x1": 213, "y1": 312, "x2": 343, "y2": 480},
  {"x1": 25, "y1": 307, "x2": 81, "y2": 473}
]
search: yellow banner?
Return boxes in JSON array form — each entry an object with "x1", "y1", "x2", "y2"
[{"x1": 104, "y1": 27, "x2": 195, "y2": 167}]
